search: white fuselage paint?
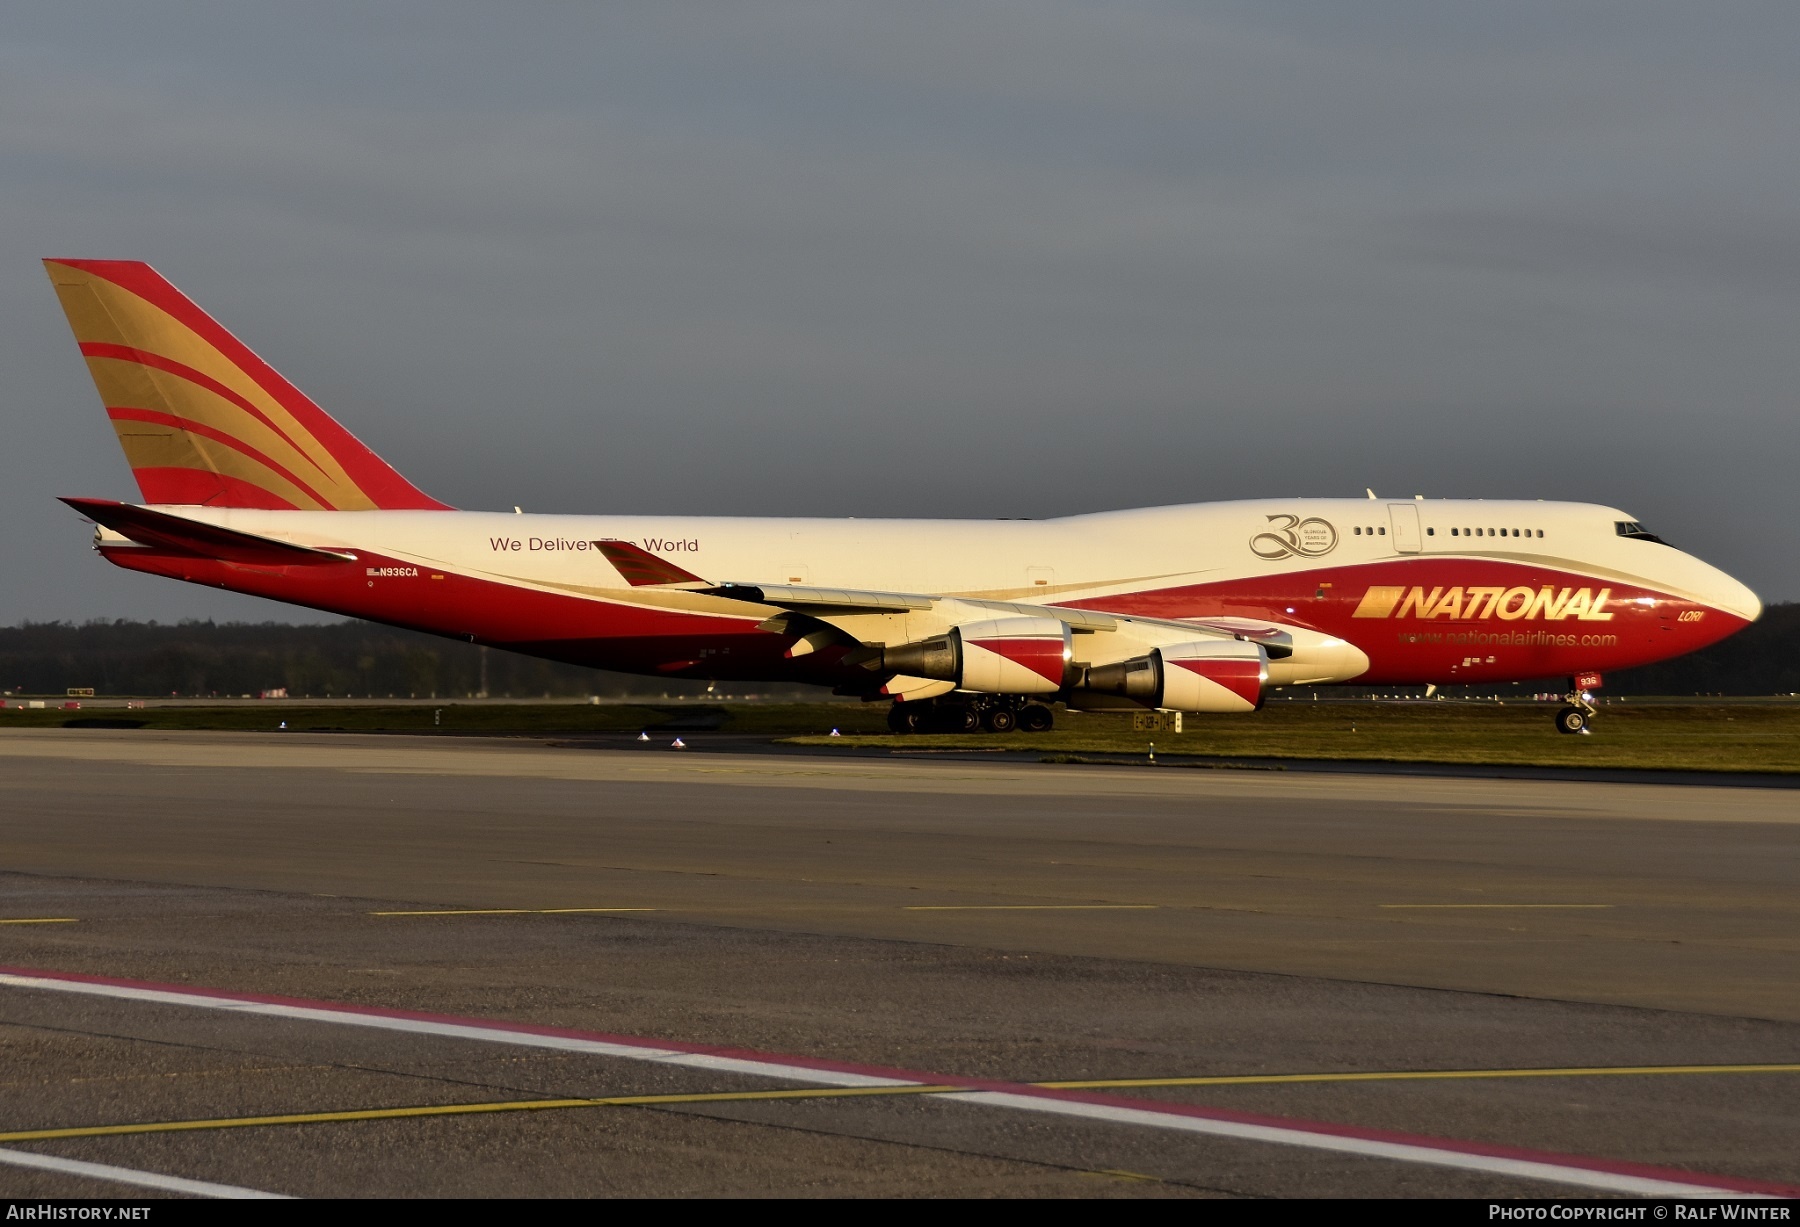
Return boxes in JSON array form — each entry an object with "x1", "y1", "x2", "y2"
[{"x1": 145, "y1": 497, "x2": 1761, "y2": 619}]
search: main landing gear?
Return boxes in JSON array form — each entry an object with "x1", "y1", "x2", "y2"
[
  {"x1": 887, "y1": 695, "x2": 1056, "y2": 735},
  {"x1": 1554, "y1": 675, "x2": 1599, "y2": 735}
]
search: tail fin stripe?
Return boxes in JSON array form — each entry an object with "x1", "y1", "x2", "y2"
[
  {"x1": 46, "y1": 259, "x2": 450, "y2": 511},
  {"x1": 104, "y1": 407, "x2": 333, "y2": 510},
  {"x1": 74, "y1": 275, "x2": 374, "y2": 497},
  {"x1": 127, "y1": 469, "x2": 299, "y2": 511},
  {"x1": 80, "y1": 342, "x2": 324, "y2": 480},
  {"x1": 78, "y1": 264, "x2": 367, "y2": 463},
  {"x1": 84, "y1": 263, "x2": 446, "y2": 508}
]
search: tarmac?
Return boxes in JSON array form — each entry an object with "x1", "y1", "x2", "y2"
[{"x1": 0, "y1": 729, "x2": 1796, "y2": 1199}]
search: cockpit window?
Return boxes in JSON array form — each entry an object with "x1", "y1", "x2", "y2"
[{"x1": 1615, "y1": 520, "x2": 1667, "y2": 545}]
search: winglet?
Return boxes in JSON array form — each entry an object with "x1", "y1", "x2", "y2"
[{"x1": 594, "y1": 540, "x2": 708, "y2": 587}]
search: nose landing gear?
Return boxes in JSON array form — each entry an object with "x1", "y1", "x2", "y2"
[
  {"x1": 1554, "y1": 705, "x2": 1590, "y2": 735},
  {"x1": 1553, "y1": 672, "x2": 1602, "y2": 735}
]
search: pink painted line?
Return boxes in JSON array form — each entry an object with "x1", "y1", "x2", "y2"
[{"x1": 0, "y1": 964, "x2": 1791, "y2": 1198}]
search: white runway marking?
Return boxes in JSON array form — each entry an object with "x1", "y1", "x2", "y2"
[
  {"x1": 0, "y1": 974, "x2": 914, "y2": 1089},
  {"x1": 0, "y1": 1146, "x2": 290, "y2": 1198},
  {"x1": 944, "y1": 1093, "x2": 1752, "y2": 1199},
  {"x1": 0, "y1": 969, "x2": 1787, "y2": 1199}
]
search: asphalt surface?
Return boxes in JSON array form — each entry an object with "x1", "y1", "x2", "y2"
[{"x1": 0, "y1": 729, "x2": 1796, "y2": 1199}]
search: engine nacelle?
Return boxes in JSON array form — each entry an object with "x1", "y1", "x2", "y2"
[
  {"x1": 880, "y1": 617, "x2": 1072, "y2": 695},
  {"x1": 1080, "y1": 639, "x2": 1266, "y2": 713}
]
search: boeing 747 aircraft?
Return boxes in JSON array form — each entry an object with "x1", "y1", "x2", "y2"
[{"x1": 45, "y1": 259, "x2": 1761, "y2": 734}]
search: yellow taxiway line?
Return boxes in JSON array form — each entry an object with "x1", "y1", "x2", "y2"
[
  {"x1": 0, "y1": 919, "x2": 78, "y2": 926},
  {"x1": 368, "y1": 908, "x2": 657, "y2": 917},
  {"x1": 3, "y1": 1064, "x2": 1798, "y2": 1146},
  {"x1": 0, "y1": 1085, "x2": 961, "y2": 1143},
  {"x1": 1033, "y1": 1063, "x2": 1800, "y2": 1089},
  {"x1": 1379, "y1": 904, "x2": 1614, "y2": 910},
  {"x1": 902, "y1": 905, "x2": 1158, "y2": 911}
]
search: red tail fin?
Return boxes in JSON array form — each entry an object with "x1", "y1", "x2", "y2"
[{"x1": 45, "y1": 259, "x2": 449, "y2": 510}]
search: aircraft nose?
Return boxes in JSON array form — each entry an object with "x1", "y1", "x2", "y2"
[{"x1": 1697, "y1": 561, "x2": 1761, "y2": 624}]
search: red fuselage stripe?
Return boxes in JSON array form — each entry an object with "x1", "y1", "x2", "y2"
[{"x1": 94, "y1": 545, "x2": 1751, "y2": 688}]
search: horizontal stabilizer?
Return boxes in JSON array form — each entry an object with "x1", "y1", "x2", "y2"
[
  {"x1": 594, "y1": 540, "x2": 708, "y2": 587},
  {"x1": 61, "y1": 498, "x2": 356, "y2": 566}
]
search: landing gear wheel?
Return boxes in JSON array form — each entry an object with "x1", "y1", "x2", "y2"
[
  {"x1": 887, "y1": 704, "x2": 921, "y2": 734},
  {"x1": 1554, "y1": 706, "x2": 1589, "y2": 735},
  {"x1": 1018, "y1": 704, "x2": 1055, "y2": 733},
  {"x1": 924, "y1": 703, "x2": 979, "y2": 733},
  {"x1": 982, "y1": 706, "x2": 1018, "y2": 733}
]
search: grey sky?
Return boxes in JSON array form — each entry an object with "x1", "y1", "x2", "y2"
[{"x1": 4, "y1": 2, "x2": 1796, "y2": 624}]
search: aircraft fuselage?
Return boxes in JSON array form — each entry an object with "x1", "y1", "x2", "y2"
[{"x1": 91, "y1": 496, "x2": 1759, "y2": 691}]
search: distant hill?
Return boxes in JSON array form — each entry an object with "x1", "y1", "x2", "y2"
[{"x1": 0, "y1": 607, "x2": 1793, "y2": 698}]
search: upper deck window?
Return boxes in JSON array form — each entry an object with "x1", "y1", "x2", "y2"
[{"x1": 1615, "y1": 520, "x2": 1667, "y2": 545}]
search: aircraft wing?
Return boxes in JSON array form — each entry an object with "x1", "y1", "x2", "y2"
[
  {"x1": 61, "y1": 498, "x2": 357, "y2": 566},
  {"x1": 593, "y1": 542, "x2": 1243, "y2": 645},
  {"x1": 708, "y1": 582, "x2": 932, "y2": 613},
  {"x1": 711, "y1": 581, "x2": 1128, "y2": 630}
]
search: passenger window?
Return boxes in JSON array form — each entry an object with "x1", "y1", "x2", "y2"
[
  {"x1": 1354, "y1": 526, "x2": 1361, "y2": 535},
  {"x1": 1379, "y1": 527, "x2": 1386, "y2": 535},
  {"x1": 1536, "y1": 529, "x2": 1544, "y2": 538},
  {"x1": 1450, "y1": 528, "x2": 1458, "y2": 536},
  {"x1": 1426, "y1": 527, "x2": 1434, "y2": 536}
]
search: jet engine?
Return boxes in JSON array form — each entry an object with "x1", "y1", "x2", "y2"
[
  {"x1": 1080, "y1": 639, "x2": 1266, "y2": 713},
  {"x1": 879, "y1": 616, "x2": 1072, "y2": 695}
]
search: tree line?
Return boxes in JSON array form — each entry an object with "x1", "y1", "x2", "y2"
[
  {"x1": 0, "y1": 607, "x2": 1793, "y2": 698},
  {"x1": 0, "y1": 620, "x2": 724, "y2": 699}
]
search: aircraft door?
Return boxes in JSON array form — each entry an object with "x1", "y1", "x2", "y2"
[{"x1": 1387, "y1": 503, "x2": 1423, "y2": 553}]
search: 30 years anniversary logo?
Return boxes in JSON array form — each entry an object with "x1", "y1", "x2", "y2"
[{"x1": 1250, "y1": 514, "x2": 1339, "y2": 560}]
